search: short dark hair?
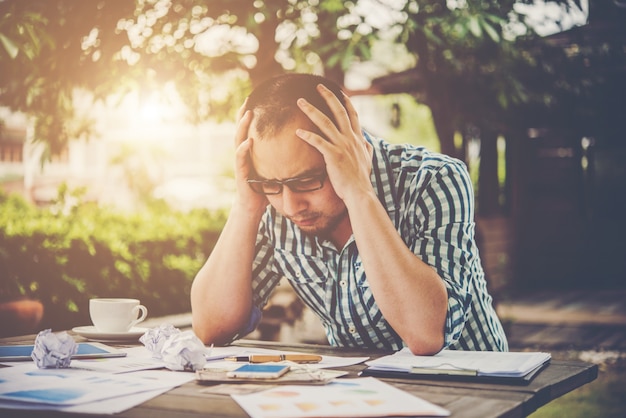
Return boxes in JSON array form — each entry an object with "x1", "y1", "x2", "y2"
[{"x1": 245, "y1": 73, "x2": 346, "y2": 138}]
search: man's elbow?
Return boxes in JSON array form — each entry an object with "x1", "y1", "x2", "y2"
[
  {"x1": 192, "y1": 322, "x2": 235, "y2": 346},
  {"x1": 192, "y1": 322, "x2": 213, "y2": 345},
  {"x1": 404, "y1": 333, "x2": 445, "y2": 356}
]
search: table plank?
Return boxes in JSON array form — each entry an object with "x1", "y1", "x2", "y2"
[
  {"x1": 131, "y1": 390, "x2": 248, "y2": 418},
  {"x1": 0, "y1": 336, "x2": 597, "y2": 418}
]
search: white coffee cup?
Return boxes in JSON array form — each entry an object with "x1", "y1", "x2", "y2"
[{"x1": 89, "y1": 298, "x2": 148, "y2": 333}]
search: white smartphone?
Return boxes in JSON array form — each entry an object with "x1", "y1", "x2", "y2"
[{"x1": 226, "y1": 364, "x2": 290, "y2": 379}]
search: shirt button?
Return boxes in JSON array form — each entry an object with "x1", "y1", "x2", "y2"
[
  {"x1": 349, "y1": 327, "x2": 356, "y2": 334},
  {"x1": 340, "y1": 280, "x2": 347, "y2": 287},
  {"x1": 295, "y1": 271, "x2": 302, "y2": 277}
]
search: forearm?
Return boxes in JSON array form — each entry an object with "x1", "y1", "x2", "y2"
[
  {"x1": 191, "y1": 204, "x2": 263, "y2": 344},
  {"x1": 346, "y1": 191, "x2": 448, "y2": 355}
]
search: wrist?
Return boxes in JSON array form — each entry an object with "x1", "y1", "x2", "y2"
[
  {"x1": 231, "y1": 197, "x2": 267, "y2": 223},
  {"x1": 342, "y1": 185, "x2": 378, "y2": 210}
]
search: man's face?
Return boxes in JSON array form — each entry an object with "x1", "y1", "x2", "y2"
[{"x1": 249, "y1": 115, "x2": 348, "y2": 238}]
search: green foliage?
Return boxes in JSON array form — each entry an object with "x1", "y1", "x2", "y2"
[
  {"x1": 379, "y1": 0, "x2": 590, "y2": 159},
  {"x1": 0, "y1": 191, "x2": 226, "y2": 331},
  {"x1": 0, "y1": 0, "x2": 379, "y2": 156},
  {"x1": 0, "y1": 0, "x2": 136, "y2": 155},
  {"x1": 1, "y1": 0, "x2": 593, "y2": 162}
]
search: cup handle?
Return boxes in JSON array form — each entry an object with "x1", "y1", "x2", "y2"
[{"x1": 129, "y1": 304, "x2": 148, "y2": 328}]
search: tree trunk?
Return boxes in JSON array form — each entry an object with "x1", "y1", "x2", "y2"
[
  {"x1": 478, "y1": 129, "x2": 500, "y2": 217},
  {"x1": 430, "y1": 103, "x2": 460, "y2": 160},
  {"x1": 248, "y1": 18, "x2": 284, "y2": 87}
]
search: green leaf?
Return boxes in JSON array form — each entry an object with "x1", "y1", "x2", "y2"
[
  {"x1": 356, "y1": 40, "x2": 372, "y2": 60},
  {"x1": 481, "y1": 20, "x2": 500, "y2": 42},
  {"x1": 468, "y1": 16, "x2": 482, "y2": 38},
  {"x1": 0, "y1": 33, "x2": 19, "y2": 59},
  {"x1": 497, "y1": 92, "x2": 508, "y2": 108},
  {"x1": 326, "y1": 52, "x2": 341, "y2": 68},
  {"x1": 319, "y1": 0, "x2": 346, "y2": 13},
  {"x1": 453, "y1": 23, "x2": 467, "y2": 38},
  {"x1": 421, "y1": 26, "x2": 443, "y2": 46}
]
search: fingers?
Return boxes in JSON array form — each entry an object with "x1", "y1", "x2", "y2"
[
  {"x1": 236, "y1": 97, "x2": 249, "y2": 121},
  {"x1": 296, "y1": 97, "x2": 338, "y2": 142},
  {"x1": 233, "y1": 102, "x2": 254, "y2": 180},
  {"x1": 315, "y1": 84, "x2": 352, "y2": 134},
  {"x1": 234, "y1": 137, "x2": 256, "y2": 188},
  {"x1": 295, "y1": 128, "x2": 327, "y2": 153},
  {"x1": 297, "y1": 84, "x2": 351, "y2": 140},
  {"x1": 234, "y1": 109, "x2": 252, "y2": 148},
  {"x1": 296, "y1": 84, "x2": 366, "y2": 149},
  {"x1": 341, "y1": 91, "x2": 363, "y2": 138}
]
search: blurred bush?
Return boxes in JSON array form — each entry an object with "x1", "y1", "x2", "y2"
[{"x1": 0, "y1": 190, "x2": 226, "y2": 332}]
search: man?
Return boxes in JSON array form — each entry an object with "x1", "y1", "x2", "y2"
[{"x1": 191, "y1": 73, "x2": 508, "y2": 354}]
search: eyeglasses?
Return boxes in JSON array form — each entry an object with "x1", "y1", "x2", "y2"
[{"x1": 247, "y1": 171, "x2": 327, "y2": 195}]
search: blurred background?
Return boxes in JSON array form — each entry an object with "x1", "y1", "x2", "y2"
[{"x1": 0, "y1": 1, "x2": 625, "y2": 415}]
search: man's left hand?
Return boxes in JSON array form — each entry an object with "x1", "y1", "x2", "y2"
[{"x1": 295, "y1": 84, "x2": 374, "y2": 204}]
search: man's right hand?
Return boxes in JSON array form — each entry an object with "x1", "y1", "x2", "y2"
[{"x1": 233, "y1": 104, "x2": 268, "y2": 217}]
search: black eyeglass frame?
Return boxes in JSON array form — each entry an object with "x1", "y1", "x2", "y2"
[{"x1": 247, "y1": 171, "x2": 328, "y2": 195}]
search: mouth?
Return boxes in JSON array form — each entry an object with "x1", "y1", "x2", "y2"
[{"x1": 291, "y1": 215, "x2": 318, "y2": 228}]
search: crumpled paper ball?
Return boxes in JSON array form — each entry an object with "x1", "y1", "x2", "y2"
[
  {"x1": 139, "y1": 323, "x2": 181, "y2": 359},
  {"x1": 139, "y1": 325, "x2": 208, "y2": 372},
  {"x1": 31, "y1": 329, "x2": 78, "y2": 369},
  {"x1": 159, "y1": 330, "x2": 207, "y2": 372}
]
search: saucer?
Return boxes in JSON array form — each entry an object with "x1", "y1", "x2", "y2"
[{"x1": 72, "y1": 326, "x2": 149, "y2": 342}]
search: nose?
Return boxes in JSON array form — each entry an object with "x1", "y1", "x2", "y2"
[{"x1": 280, "y1": 187, "x2": 307, "y2": 217}]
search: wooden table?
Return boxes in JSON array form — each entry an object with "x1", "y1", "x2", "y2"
[{"x1": 0, "y1": 334, "x2": 598, "y2": 418}]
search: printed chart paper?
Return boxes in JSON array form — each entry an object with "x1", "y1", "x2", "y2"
[
  {"x1": 0, "y1": 369, "x2": 195, "y2": 414},
  {"x1": 0, "y1": 364, "x2": 176, "y2": 405},
  {"x1": 232, "y1": 377, "x2": 449, "y2": 418}
]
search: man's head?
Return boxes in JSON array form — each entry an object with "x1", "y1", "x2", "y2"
[
  {"x1": 244, "y1": 73, "x2": 346, "y2": 140},
  {"x1": 244, "y1": 73, "x2": 350, "y2": 241}
]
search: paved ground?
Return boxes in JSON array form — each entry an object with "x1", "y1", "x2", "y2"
[{"x1": 497, "y1": 289, "x2": 626, "y2": 351}]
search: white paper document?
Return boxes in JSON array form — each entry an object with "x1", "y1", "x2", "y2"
[
  {"x1": 232, "y1": 377, "x2": 450, "y2": 418},
  {"x1": 71, "y1": 346, "x2": 166, "y2": 373},
  {"x1": 0, "y1": 344, "x2": 369, "y2": 415},
  {"x1": 366, "y1": 348, "x2": 551, "y2": 377}
]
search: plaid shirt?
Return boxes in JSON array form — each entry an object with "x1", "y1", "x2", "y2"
[{"x1": 247, "y1": 132, "x2": 508, "y2": 351}]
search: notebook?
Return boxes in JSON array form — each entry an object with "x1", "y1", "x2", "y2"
[{"x1": 361, "y1": 348, "x2": 551, "y2": 385}]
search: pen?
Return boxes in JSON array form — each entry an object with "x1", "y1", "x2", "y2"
[{"x1": 224, "y1": 354, "x2": 323, "y2": 364}]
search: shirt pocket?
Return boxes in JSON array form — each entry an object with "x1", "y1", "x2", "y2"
[{"x1": 273, "y1": 248, "x2": 330, "y2": 285}]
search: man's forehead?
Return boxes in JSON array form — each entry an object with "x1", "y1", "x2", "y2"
[
  {"x1": 250, "y1": 121, "x2": 324, "y2": 179},
  {"x1": 251, "y1": 143, "x2": 323, "y2": 178}
]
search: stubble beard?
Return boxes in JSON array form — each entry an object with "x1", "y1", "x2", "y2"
[{"x1": 298, "y1": 207, "x2": 349, "y2": 241}]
